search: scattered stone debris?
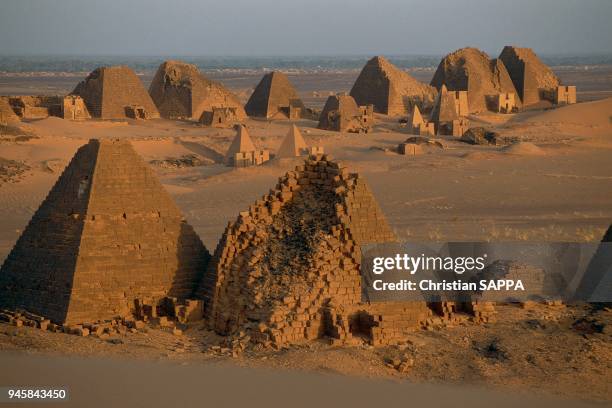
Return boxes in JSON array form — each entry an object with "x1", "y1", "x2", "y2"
[
  {"x1": 150, "y1": 154, "x2": 212, "y2": 168},
  {"x1": 460, "y1": 127, "x2": 502, "y2": 145},
  {"x1": 0, "y1": 157, "x2": 30, "y2": 184}
]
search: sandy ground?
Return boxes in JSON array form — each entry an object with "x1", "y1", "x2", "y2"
[{"x1": 0, "y1": 73, "x2": 611, "y2": 405}]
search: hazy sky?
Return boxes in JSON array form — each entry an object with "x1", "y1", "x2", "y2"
[{"x1": 1, "y1": 0, "x2": 611, "y2": 56}]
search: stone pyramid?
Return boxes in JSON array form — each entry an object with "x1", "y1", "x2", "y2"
[
  {"x1": 244, "y1": 71, "x2": 305, "y2": 118},
  {"x1": 408, "y1": 105, "x2": 425, "y2": 128},
  {"x1": 0, "y1": 139, "x2": 209, "y2": 324},
  {"x1": 499, "y1": 46, "x2": 560, "y2": 107},
  {"x1": 350, "y1": 56, "x2": 436, "y2": 115},
  {"x1": 72, "y1": 66, "x2": 160, "y2": 119},
  {"x1": 0, "y1": 97, "x2": 19, "y2": 124},
  {"x1": 430, "y1": 85, "x2": 459, "y2": 125},
  {"x1": 225, "y1": 125, "x2": 256, "y2": 163},
  {"x1": 198, "y1": 155, "x2": 401, "y2": 345},
  {"x1": 277, "y1": 125, "x2": 308, "y2": 158},
  {"x1": 430, "y1": 47, "x2": 518, "y2": 113},
  {"x1": 574, "y1": 225, "x2": 612, "y2": 302},
  {"x1": 317, "y1": 94, "x2": 362, "y2": 131},
  {"x1": 148, "y1": 60, "x2": 246, "y2": 121}
]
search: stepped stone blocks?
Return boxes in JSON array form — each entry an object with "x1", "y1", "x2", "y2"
[
  {"x1": 498, "y1": 46, "x2": 560, "y2": 107},
  {"x1": 245, "y1": 71, "x2": 305, "y2": 119},
  {"x1": 350, "y1": 56, "x2": 436, "y2": 115},
  {"x1": 431, "y1": 48, "x2": 518, "y2": 113},
  {"x1": 555, "y1": 86, "x2": 577, "y2": 105},
  {"x1": 72, "y1": 66, "x2": 160, "y2": 119},
  {"x1": 149, "y1": 60, "x2": 246, "y2": 121},
  {"x1": 496, "y1": 93, "x2": 516, "y2": 113},
  {"x1": 197, "y1": 155, "x2": 434, "y2": 346},
  {"x1": 0, "y1": 139, "x2": 210, "y2": 325},
  {"x1": 0, "y1": 97, "x2": 19, "y2": 124},
  {"x1": 318, "y1": 94, "x2": 373, "y2": 133}
]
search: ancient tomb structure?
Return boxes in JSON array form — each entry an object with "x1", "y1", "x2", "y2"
[
  {"x1": 496, "y1": 93, "x2": 516, "y2": 113},
  {"x1": 276, "y1": 125, "x2": 323, "y2": 158},
  {"x1": 574, "y1": 225, "x2": 612, "y2": 303},
  {"x1": 245, "y1": 71, "x2": 305, "y2": 119},
  {"x1": 225, "y1": 125, "x2": 270, "y2": 167},
  {"x1": 198, "y1": 154, "x2": 437, "y2": 346},
  {"x1": 0, "y1": 139, "x2": 209, "y2": 325},
  {"x1": 408, "y1": 106, "x2": 435, "y2": 136},
  {"x1": 350, "y1": 56, "x2": 436, "y2": 116},
  {"x1": 3, "y1": 96, "x2": 90, "y2": 120},
  {"x1": 318, "y1": 94, "x2": 373, "y2": 133},
  {"x1": 62, "y1": 96, "x2": 91, "y2": 120},
  {"x1": 555, "y1": 86, "x2": 577, "y2": 105},
  {"x1": 430, "y1": 85, "x2": 469, "y2": 136},
  {"x1": 0, "y1": 98, "x2": 19, "y2": 124},
  {"x1": 498, "y1": 46, "x2": 561, "y2": 107},
  {"x1": 72, "y1": 66, "x2": 160, "y2": 119},
  {"x1": 200, "y1": 107, "x2": 243, "y2": 127},
  {"x1": 148, "y1": 60, "x2": 246, "y2": 121},
  {"x1": 431, "y1": 47, "x2": 518, "y2": 113}
]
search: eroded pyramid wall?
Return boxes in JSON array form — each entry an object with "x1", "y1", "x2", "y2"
[{"x1": 0, "y1": 139, "x2": 209, "y2": 324}]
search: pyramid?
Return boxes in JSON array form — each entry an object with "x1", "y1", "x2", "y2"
[
  {"x1": 318, "y1": 94, "x2": 365, "y2": 132},
  {"x1": 499, "y1": 46, "x2": 560, "y2": 107},
  {"x1": 0, "y1": 97, "x2": 19, "y2": 124},
  {"x1": 350, "y1": 56, "x2": 436, "y2": 115},
  {"x1": 225, "y1": 125, "x2": 256, "y2": 164},
  {"x1": 197, "y1": 155, "x2": 415, "y2": 346},
  {"x1": 277, "y1": 125, "x2": 308, "y2": 158},
  {"x1": 149, "y1": 60, "x2": 246, "y2": 121},
  {"x1": 574, "y1": 225, "x2": 612, "y2": 302},
  {"x1": 430, "y1": 47, "x2": 518, "y2": 113},
  {"x1": 0, "y1": 139, "x2": 209, "y2": 324},
  {"x1": 430, "y1": 85, "x2": 459, "y2": 125},
  {"x1": 408, "y1": 105, "x2": 425, "y2": 128},
  {"x1": 72, "y1": 66, "x2": 160, "y2": 119},
  {"x1": 244, "y1": 71, "x2": 305, "y2": 119}
]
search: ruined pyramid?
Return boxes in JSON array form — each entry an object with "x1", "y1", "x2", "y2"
[
  {"x1": 350, "y1": 56, "x2": 436, "y2": 115},
  {"x1": 148, "y1": 60, "x2": 246, "y2": 121},
  {"x1": 0, "y1": 97, "x2": 19, "y2": 124},
  {"x1": 277, "y1": 125, "x2": 308, "y2": 158},
  {"x1": 244, "y1": 71, "x2": 305, "y2": 119},
  {"x1": 499, "y1": 46, "x2": 560, "y2": 107},
  {"x1": 408, "y1": 105, "x2": 425, "y2": 128},
  {"x1": 0, "y1": 139, "x2": 209, "y2": 324},
  {"x1": 430, "y1": 47, "x2": 518, "y2": 113},
  {"x1": 430, "y1": 85, "x2": 459, "y2": 125},
  {"x1": 225, "y1": 125, "x2": 256, "y2": 164},
  {"x1": 197, "y1": 155, "x2": 425, "y2": 346},
  {"x1": 72, "y1": 66, "x2": 160, "y2": 119},
  {"x1": 317, "y1": 94, "x2": 366, "y2": 132}
]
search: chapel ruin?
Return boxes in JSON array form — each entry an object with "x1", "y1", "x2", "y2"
[
  {"x1": 0, "y1": 139, "x2": 209, "y2": 325},
  {"x1": 407, "y1": 105, "x2": 435, "y2": 136},
  {"x1": 148, "y1": 60, "x2": 246, "y2": 121},
  {"x1": 350, "y1": 56, "x2": 436, "y2": 115},
  {"x1": 72, "y1": 66, "x2": 160, "y2": 119},
  {"x1": 317, "y1": 94, "x2": 373, "y2": 133},
  {"x1": 245, "y1": 71, "x2": 306, "y2": 119}
]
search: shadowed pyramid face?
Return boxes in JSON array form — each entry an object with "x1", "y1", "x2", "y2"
[
  {"x1": 245, "y1": 71, "x2": 303, "y2": 119},
  {"x1": 0, "y1": 139, "x2": 209, "y2": 325}
]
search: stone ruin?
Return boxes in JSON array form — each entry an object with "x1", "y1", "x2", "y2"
[
  {"x1": 276, "y1": 125, "x2": 323, "y2": 159},
  {"x1": 200, "y1": 107, "x2": 242, "y2": 128},
  {"x1": 498, "y1": 46, "x2": 561, "y2": 108},
  {"x1": 407, "y1": 106, "x2": 435, "y2": 137},
  {"x1": 554, "y1": 86, "x2": 577, "y2": 105},
  {"x1": 574, "y1": 225, "x2": 612, "y2": 303},
  {"x1": 245, "y1": 71, "x2": 306, "y2": 119},
  {"x1": 2, "y1": 95, "x2": 90, "y2": 121},
  {"x1": 61, "y1": 95, "x2": 91, "y2": 120},
  {"x1": 0, "y1": 97, "x2": 19, "y2": 125},
  {"x1": 0, "y1": 139, "x2": 209, "y2": 325},
  {"x1": 430, "y1": 85, "x2": 469, "y2": 136},
  {"x1": 496, "y1": 93, "x2": 517, "y2": 113},
  {"x1": 430, "y1": 47, "x2": 518, "y2": 113},
  {"x1": 148, "y1": 60, "x2": 246, "y2": 121},
  {"x1": 318, "y1": 94, "x2": 373, "y2": 133},
  {"x1": 72, "y1": 66, "x2": 160, "y2": 120},
  {"x1": 350, "y1": 56, "x2": 436, "y2": 116},
  {"x1": 225, "y1": 125, "x2": 270, "y2": 167}
]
